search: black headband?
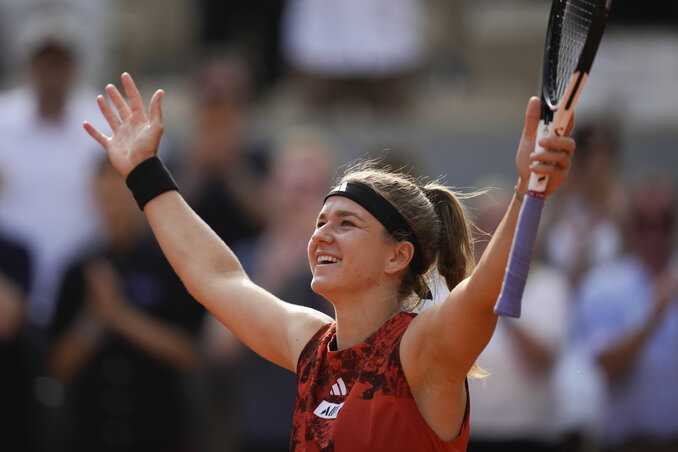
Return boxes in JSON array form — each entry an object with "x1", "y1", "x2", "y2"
[{"x1": 324, "y1": 181, "x2": 423, "y2": 272}]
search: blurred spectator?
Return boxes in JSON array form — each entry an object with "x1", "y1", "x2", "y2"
[
  {"x1": 280, "y1": 0, "x2": 426, "y2": 113},
  {"x1": 0, "y1": 13, "x2": 107, "y2": 328},
  {"x1": 545, "y1": 120, "x2": 626, "y2": 287},
  {"x1": 573, "y1": 177, "x2": 678, "y2": 452},
  {"x1": 539, "y1": 123, "x2": 626, "y2": 452},
  {"x1": 178, "y1": 51, "x2": 269, "y2": 248},
  {"x1": 468, "y1": 182, "x2": 572, "y2": 452},
  {"x1": 0, "y1": 0, "x2": 112, "y2": 85},
  {"x1": 542, "y1": 121, "x2": 627, "y2": 451},
  {"x1": 0, "y1": 228, "x2": 32, "y2": 452},
  {"x1": 47, "y1": 159, "x2": 205, "y2": 452},
  {"x1": 200, "y1": 127, "x2": 336, "y2": 451},
  {"x1": 195, "y1": 0, "x2": 285, "y2": 93}
]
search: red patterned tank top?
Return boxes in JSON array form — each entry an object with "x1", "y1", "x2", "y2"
[{"x1": 290, "y1": 311, "x2": 470, "y2": 451}]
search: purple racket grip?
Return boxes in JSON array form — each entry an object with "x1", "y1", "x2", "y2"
[{"x1": 494, "y1": 192, "x2": 545, "y2": 317}]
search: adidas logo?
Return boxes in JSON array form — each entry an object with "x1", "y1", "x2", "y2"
[
  {"x1": 313, "y1": 378, "x2": 348, "y2": 419},
  {"x1": 329, "y1": 377, "x2": 347, "y2": 396},
  {"x1": 313, "y1": 400, "x2": 344, "y2": 419}
]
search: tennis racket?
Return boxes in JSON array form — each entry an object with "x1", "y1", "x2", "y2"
[{"x1": 494, "y1": 0, "x2": 612, "y2": 317}]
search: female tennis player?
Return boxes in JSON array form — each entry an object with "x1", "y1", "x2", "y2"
[{"x1": 84, "y1": 73, "x2": 574, "y2": 451}]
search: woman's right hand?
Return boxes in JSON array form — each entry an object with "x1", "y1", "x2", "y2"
[
  {"x1": 83, "y1": 72, "x2": 165, "y2": 178},
  {"x1": 514, "y1": 96, "x2": 575, "y2": 200}
]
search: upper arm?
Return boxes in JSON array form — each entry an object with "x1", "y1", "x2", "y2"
[
  {"x1": 142, "y1": 192, "x2": 332, "y2": 371},
  {"x1": 402, "y1": 278, "x2": 497, "y2": 386},
  {"x1": 196, "y1": 273, "x2": 332, "y2": 372},
  {"x1": 400, "y1": 284, "x2": 492, "y2": 440},
  {"x1": 403, "y1": 195, "x2": 523, "y2": 381}
]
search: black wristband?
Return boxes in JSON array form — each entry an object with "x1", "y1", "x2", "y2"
[{"x1": 125, "y1": 156, "x2": 179, "y2": 210}]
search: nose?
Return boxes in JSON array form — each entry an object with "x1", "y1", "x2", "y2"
[{"x1": 310, "y1": 223, "x2": 333, "y2": 245}]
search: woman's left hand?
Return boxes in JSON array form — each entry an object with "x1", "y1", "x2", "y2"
[
  {"x1": 515, "y1": 96, "x2": 576, "y2": 199},
  {"x1": 83, "y1": 73, "x2": 165, "y2": 178}
]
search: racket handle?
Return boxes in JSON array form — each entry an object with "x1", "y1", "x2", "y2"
[{"x1": 494, "y1": 192, "x2": 544, "y2": 317}]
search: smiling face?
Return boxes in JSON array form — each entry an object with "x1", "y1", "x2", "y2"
[{"x1": 308, "y1": 196, "x2": 400, "y2": 302}]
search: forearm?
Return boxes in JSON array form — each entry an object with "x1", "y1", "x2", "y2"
[
  {"x1": 139, "y1": 189, "x2": 309, "y2": 369},
  {"x1": 0, "y1": 276, "x2": 26, "y2": 341},
  {"x1": 597, "y1": 315, "x2": 658, "y2": 381},
  {"x1": 142, "y1": 190, "x2": 246, "y2": 300},
  {"x1": 107, "y1": 301, "x2": 197, "y2": 370},
  {"x1": 465, "y1": 189, "x2": 523, "y2": 311},
  {"x1": 507, "y1": 322, "x2": 555, "y2": 373},
  {"x1": 49, "y1": 316, "x2": 102, "y2": 383},
  {"x1": 433, "y1": 191, "x2": 522, "y2": 374}
]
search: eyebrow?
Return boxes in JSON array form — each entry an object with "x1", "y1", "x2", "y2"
[{"x1": 317, "y1": 210, "x2": 366, "y2": 222}]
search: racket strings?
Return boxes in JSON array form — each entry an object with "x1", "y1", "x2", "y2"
[{"x1": 547, "y1": 0, "x2": 596, "y2": 107}]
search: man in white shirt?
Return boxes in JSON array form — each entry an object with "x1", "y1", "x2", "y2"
[{"x1": 0, "y1": 14, "x2": 107, "y2": 327}]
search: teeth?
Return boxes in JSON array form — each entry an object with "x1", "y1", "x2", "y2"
[{"x1": 318, "y1": 256, "x2": 341, "y2": 264}]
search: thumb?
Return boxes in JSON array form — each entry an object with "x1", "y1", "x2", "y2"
[
  {"x1": 516, "y1": 97, "x2": 543, "y2": 185},
  {"x1": 149, "y1": 89, "x2": 165, "y2": 128},
  {"x1": 522, "y1": 96, "x2": 542, "y2": 142}
]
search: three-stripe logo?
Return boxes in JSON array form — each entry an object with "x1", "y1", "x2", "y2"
[
  {"x1": 313, "y1": 377, "x2": 348, "y2": 419},
  {"x1": 329, "y1": 377, "x2": 347, "y2": 396}
]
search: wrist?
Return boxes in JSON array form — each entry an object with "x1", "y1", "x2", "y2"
[
  {"x1": 125, "y1": 156, "x2": 179, "y2": 210},
  {"x1": 514, "y1": 180, "x2": 527, "y2": 203}
]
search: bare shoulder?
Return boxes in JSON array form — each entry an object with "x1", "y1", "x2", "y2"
[{"x1": 286, "y1": 304, "x2": 334, "y2": 371}]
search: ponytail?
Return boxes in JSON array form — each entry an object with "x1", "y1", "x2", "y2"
[
  {"x1": 337, "y1": 166, "x2": 487, "y2": 378},
  {"x1": 423, "y1": 183, "x2": 476, "y2": 290},
  {"x1": 423, "y1": 183, "x2": 488, "y2": 379}
]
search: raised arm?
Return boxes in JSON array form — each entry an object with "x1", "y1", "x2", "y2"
[
  {"x1": 83, "y1": 73, "x2": 331, "y2": 371},
  {"x1": 404, "y1": 97, "x2": 575, "y2": 383}
]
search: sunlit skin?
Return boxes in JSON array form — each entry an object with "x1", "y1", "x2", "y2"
[
  {"x1": 308, "y1": 197, "x2": 415, "y2": 350},
  {"x1": 309, "y1": 197, "x2": 410, "y2": 300},
  {"x1": 83, "y1": 72, "x2": 575, "y2": 443}
]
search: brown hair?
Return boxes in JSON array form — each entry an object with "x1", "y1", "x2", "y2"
[
  {"x1": 336, "y1": 161, "x2": 476, "y2": 306},
  {"x1": 336, "y1": 161, "x2": 486, "y2": 378}
]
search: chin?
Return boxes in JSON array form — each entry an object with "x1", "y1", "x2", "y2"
[{"x1": 310, "y1": 276, "x2": 336, "y2": 299}]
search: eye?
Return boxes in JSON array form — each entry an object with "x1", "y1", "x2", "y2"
[
  {"x1": 316, "y1": 220, "x2": 327, "y2": 229},
  {"x1": 341, "y1": 220, "x2": 355, "y2": 227}
]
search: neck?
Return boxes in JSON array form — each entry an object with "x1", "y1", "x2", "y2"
[
  {"x1": 332, "y1": 293, "x2": 402, "y2": 350},
  {"x1": 38, "y1": 96, "x2": 66, "y2": 121}
]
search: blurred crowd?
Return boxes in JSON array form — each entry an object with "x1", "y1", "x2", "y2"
[{"x1": 0, "y1": 1, "x2": 676, "y2": 452}]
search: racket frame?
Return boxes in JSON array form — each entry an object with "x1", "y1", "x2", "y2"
[{"x1": 494, "y1": 0, "x2": 612, "y2": 317}]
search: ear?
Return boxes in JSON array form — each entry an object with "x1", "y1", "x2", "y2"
[{"x1": 384, "y1": 241, "x2": 415, "y2": 275}]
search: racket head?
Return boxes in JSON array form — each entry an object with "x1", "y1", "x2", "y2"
[{"x1": 541, "y1": 0, "x2": 612, "y2": 116}]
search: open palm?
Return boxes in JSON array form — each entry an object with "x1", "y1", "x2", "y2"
[{"x1": 84, "y1": 73, "x2": 165, "y2": 178}]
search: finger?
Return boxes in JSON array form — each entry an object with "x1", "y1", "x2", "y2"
[
  {"x1": 531, "y1": 149, "x2": 572, "y2": 166},
  {"x1": 96, "y1": 95, "x2": 121, "y2": 132},
  {"x1": 538, "y1": 136, "x2": 576, "y2": 156},
  {"x1": 121, "y1": 72, "x2": 147, "y2": 120},
  {"x1": 148, "y1": 89, "x2": 165, "y2": 128},
  {"x1": 522, "y1": 96, "x2": 542, "y2": 143},
  {"x1": 83, "y1": 121, "x2": 110, "y2": 149},
  {"x1": 530, "y1": 161, "x2": 570, "y2": 176},
  {"x1": 105, "y1": 83, "x2": 132, "y2": 120},
  {"x1": 530, "y1": 162, "x2": 571, "y2": 175}
]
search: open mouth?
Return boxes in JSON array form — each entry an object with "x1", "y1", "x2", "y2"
[{"x1": 317, "y1": 256, "x2": 342, "y2": 265}]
